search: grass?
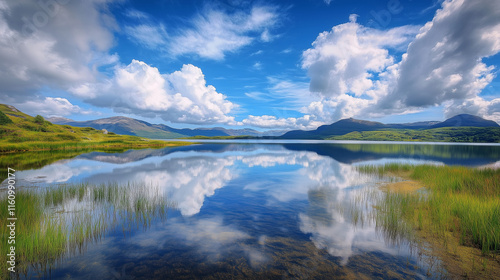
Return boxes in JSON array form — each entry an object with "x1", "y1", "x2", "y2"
[
  {"x1": 182, "y1": 135, "x2": 254, "y2": 139},
  {"x1": 358, "y1": 163, "x2": 500, "y2": 277},
  {"x1": 0, "y1": 182, "x2": 175, "y2": 276},
  {"x1": 328, "y1": 127, "x2": 500, "y2": 143},
  {"x1": 0, "y1": 104, "x2": 192, "y2": 153}
]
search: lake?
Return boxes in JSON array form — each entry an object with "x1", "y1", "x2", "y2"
[{"x1": 2, "y1": 141, "x2": 500, "y2": 279}]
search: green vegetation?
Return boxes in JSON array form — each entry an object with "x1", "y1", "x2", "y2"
[
  {"x1": 360, "y1": 163, "x2": 500, "y2": 253},
  {"x1": 0, "y1": 110, "x2": 13, "y2": 125},
  {"x1": 328, "y1": 127, "x2": 500, "y2": 143},
  {"x1": 0, "y1": 104, "x2": 191, "y2": 153},
  {"x1": 358, "y1": 164, "x2": 500, "y2": 276},
  {"x1": 0, "y1": 182, "x2": 174, "y2": 275},
  {"x1": 183, "y1": 135, "x2": 254, "y2": 140}
]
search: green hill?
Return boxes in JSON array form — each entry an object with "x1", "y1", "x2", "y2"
[
  {"x1": 280, "y1": 114, "x2": 500, "y2": 142},
  {"x1": 0, "y1": 104, "x2": 189, "y2": 153},
  {"x1": 327, "y1": 127, "x2": 500, "y2": 143}
]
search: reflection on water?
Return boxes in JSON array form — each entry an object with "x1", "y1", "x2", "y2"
[{"x1": 3, "y1": 142, "x2": 499, "y2": 279}]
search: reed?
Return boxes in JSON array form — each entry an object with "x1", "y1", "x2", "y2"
[
  {"x1": 0, "y1": 182, "x2": 174, "y2": 275},
  {"x1": 358, "y1": 164, "x2": 500, "y2": 254}
]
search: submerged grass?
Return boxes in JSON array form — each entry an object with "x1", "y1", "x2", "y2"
[
  {"x1": 358, "y1": 163, "x2": 500, "y2": 277},
  {"x1": 0, "y1": 182, "x2": 174, "y2": 276}
]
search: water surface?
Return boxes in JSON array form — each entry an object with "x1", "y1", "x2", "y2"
[{"x1": 3, "y1": 141, "x2": 500, "y2": 279}]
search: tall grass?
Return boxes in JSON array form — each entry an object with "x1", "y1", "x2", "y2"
[
  {"x1": 0, "y1": 139, "x2": 190, "y2": 153},
  {"x1": 358, "y1": 164, "x2": 500, "y2": 254},
  {"x1": 0, "y1": 182, "x2": 174, "y2": 276}
]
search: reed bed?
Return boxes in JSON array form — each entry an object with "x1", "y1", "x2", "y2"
[
  {"x1": 358, "y1": 164, "x2": 500, "y2": 254},
  {"x1": 0, "y1": 182, "x2": 174, "y2": 275},
  {"x1": 0, "y1": 139, "x2": 189, "y2": 153}
]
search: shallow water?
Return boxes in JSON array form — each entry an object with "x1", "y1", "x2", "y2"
[{"x1": 3, "y1": 142, "x2": 500, "y2": 279}]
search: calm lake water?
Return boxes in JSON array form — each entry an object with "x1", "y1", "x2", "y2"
[{"x1": 3, "y1": 141, "x2": 500, "y2": 279}]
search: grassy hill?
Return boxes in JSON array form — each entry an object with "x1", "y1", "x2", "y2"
[
  {"x1": 280, "y1": 114, "x2": 499, "y2": 142},
  {"x1": 327, "y1": 127, "x2": 500, "y2": 143},
  {"x1": 0, "y1": 104, "x2": 190, "y2": 153}
]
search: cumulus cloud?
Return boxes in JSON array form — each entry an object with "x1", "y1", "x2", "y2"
[
  {"x1": 240, "y1": 20, "x2": 418, "y2": 129},
  {"x1": 379, "y1": 0, "x2": 500, "y2": 121},
  {"x1": 71, "y1": 60, "x2": 237, "y2": 124},
  {"x1": 242, "y1": 114, "x2": 323, "y2": 130},
  {"x1": 302, "y1": 18, "x2": 418, "y2": 98},
  {"x1": 280, "y1": 0, "x2": 500, "y2": 127},
  {"x1": 0, "y1": 0, "x2": 117, "y2": 101},
  {"x1": 125, "y1": 4, "x2": 280, "y2": 60},
  {"x1": 14, "y1": 97, "x2": 96, "y2": 117}
]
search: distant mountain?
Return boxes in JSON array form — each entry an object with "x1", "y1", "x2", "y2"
[
  {"x1": 45, "y1": 113, "x2": 500, "y2": 140},
  {"x1": 281, "y1": 118, "x2": 387, "y2": 139},
  {"x1": 280, "y1": 114, "x2": 499, "y2": 139},
  {"x1": 430, "y1": 114, "x2": 499, "y2": 128},
  {"x1": 47, "y1": 116, "x2": 277, "y2": 138},
  {"x1": 387, "y1": 121, "x2": 440, "y2": 129}
]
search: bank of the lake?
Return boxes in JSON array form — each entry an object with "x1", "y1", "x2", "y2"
[{"x1": 359, "y1": 164, "x2": 500, "y2": 279}]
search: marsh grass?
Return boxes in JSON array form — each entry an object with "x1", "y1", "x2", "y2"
[
  {"x1": 358, "y1": 164, "x2": 500, "y2": 254},
  {"x1": 0, "y1": 182, "x2": 174, "y2": 276}
]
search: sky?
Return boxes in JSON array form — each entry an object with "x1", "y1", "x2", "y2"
[{"x1": 1, "y1": 0, "x2": 499, "y2": 130}]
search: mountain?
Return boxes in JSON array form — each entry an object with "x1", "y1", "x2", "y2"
[
  {"x1": 280, "y1": 114, "x2": 499, "y2": 139},
  {"x1": 387, "y1": 121, "x2": 440, "y2": 129},
  {"x1": 48, "y1": 116, "x2": 275, "y2": 138},
  {"x1": 430, "y1": 114, "x2": 499, "y2": 128},
  {"x1": 0, "y1": 104, "x2": 179, "y2": 154},
  {"x1": 48, "y1": 116, "x2": 185, "y2": 139},
  {"x1": 281, "y1": 118, "x2": 387, "y2": 139}
]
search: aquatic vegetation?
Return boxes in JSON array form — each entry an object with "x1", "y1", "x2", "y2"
[
  {"x1": 0, "y1": 182, "x2": 174, "y2": 276},
  {"x1": 358, "y1": 163, "x2": 500, "y2": 277}
]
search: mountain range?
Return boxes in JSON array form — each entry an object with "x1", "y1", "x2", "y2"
[
  {"x1": 47, "y1": 116, "x2": 287, "y2": 138},
  {"x1": 280, "y1": 114, "x2": 499, "y2": 139},
  {"x1": 47, "y1": 113, "x2": 500, "y2": 140}
]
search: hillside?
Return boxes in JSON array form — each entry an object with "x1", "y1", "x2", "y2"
[
  {"x1": 49, "y1": 116, "x2": 272, "y2": 138},
  {"x1": 280, "y1": 114, "x2": 499, "y2": 140},
  {"x1": 328, "y1": 127, "x2": 500, "y2": 143},
  {"x1": 282, "y1": 118, "x2": 388, "y2": 139},
  {"x1": 431, "y1": 114, "x2": 500, "y2": 128},
  {"x1": 50, "y1": 116, "x2": 185, "y2": 139},
  {"x1": 0, "y1": 104, "x2": 188, "y2": 152}
]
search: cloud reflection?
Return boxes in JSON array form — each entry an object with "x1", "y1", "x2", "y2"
[{"x1": 12, "y1": 144, "x2": 443, "y2": 268}]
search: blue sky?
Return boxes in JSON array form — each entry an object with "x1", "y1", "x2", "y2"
[{"x1": 1, "y1": 0, "x2": 499, "y2": 130}]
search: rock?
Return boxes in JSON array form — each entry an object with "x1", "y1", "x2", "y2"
[{"x1": 102, "y1": 129, "x2": 108, "y2": 134}]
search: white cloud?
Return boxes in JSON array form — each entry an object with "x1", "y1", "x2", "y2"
[
  {"x1": 14, "y1": 97, "x2": 95, "y2": 118},
  {"x1": 124, "y1": 4, "x2": 280, "y2": 60},
  {"x1": 444, "y1": 97, "x2": 500, "y2": 122},
  {"x1": 71, "y1": 60, "x2": 238, "y2": 125},
  {"x1": 379, "y1": 0, "x2": 500, "y2": 119},
  {"x1": 253, "y1": 61, "x2": 262, "y2": 70},
  {"x1": 302, "y1": 19, "x2": 418, "y2": 98},
  {"x1": 289, "y1": 0, "x2": 500, "y2": 127},
  {"x1": 166, "y1": 4, "x2": 279, "y2": 60},
  {"x1": 0, "y1": 0, "x2": 118, "y2": 101},
  {"x1": 124, "y1": 24, "x2": 168, "y2": 49},
  {"x1": 242, "y1": 115, "x2": 323, "y2": 130}
]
